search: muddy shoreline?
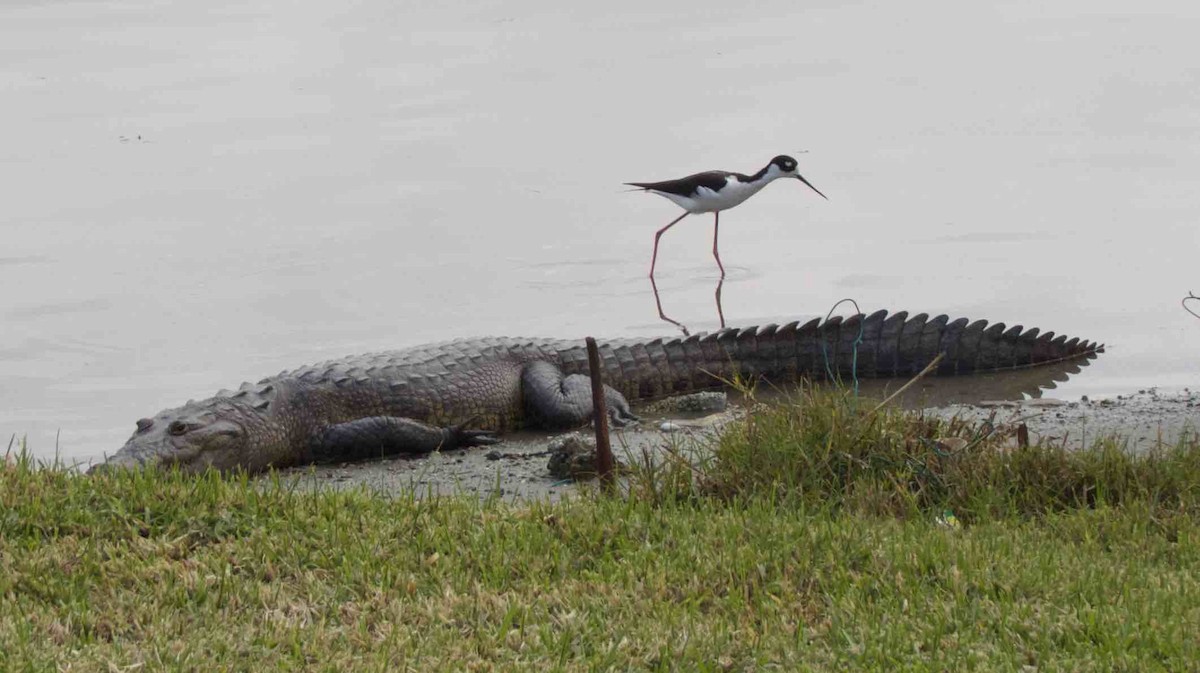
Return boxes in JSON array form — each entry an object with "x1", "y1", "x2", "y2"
[{"x1": 275, "y1": 388, "x2": 1200, "y2": 501}]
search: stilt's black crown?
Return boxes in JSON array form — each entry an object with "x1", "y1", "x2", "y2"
[{"x1": 771, "y1": 155, "x2": 798, "y2": 172}]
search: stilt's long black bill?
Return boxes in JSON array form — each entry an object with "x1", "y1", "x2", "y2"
[{"x1": 796, "y1": 174, "x2": 828, "y2": 200}]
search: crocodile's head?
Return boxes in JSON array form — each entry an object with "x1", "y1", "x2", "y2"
[{"x1": 90, "y1": 397, "x2": 284, "y2": 475}]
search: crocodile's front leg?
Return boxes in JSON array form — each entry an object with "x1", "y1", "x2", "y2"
[
  {"x1": 521, "y1": 361, "x2": 640, "y2": 429},
  {"x1": 309, "y1": 417, "x2": 498, "y2": 463}
]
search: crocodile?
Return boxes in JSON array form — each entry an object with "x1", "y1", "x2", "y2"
[{"x1": 92, "y1": 310, "x2": 1103, "y2": 475}]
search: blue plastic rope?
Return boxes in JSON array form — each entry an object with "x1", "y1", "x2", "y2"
[{"x1": 819, "y1": 298, "x2": 865, "y2": 395}]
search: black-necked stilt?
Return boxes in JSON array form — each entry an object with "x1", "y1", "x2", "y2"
[{"x1": 626, "y1": 155, "x2": 827, "y2": 278}]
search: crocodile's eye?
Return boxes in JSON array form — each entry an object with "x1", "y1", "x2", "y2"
[{"x1": 167, "y1": 421, "x2": 190, "y2": 436}]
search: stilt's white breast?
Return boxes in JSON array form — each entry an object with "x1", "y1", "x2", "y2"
[{"x1": 690, "y1": 176, "x2": 772, "y2": 213}]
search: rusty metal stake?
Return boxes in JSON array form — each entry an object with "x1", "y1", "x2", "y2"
[
  {"x1": 585, "y1": 337, "x2": 615, "y2": 491},
  {"x1": 1016, "y1": 422, "x2": 1029, "y2": 449}
]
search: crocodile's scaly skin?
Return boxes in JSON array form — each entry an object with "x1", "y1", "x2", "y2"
[{"x1": 94, "y1": 311, "x2": 1103, "y2": 474}]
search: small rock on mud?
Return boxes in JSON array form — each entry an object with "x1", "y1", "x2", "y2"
[
  {"x1": 643, "y1": 391, "x2": 728, "y2": 415},
  {"x1": 546, "y1": 434, "x2": 626, "y2": 481}
]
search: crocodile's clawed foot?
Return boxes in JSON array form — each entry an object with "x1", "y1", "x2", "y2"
[
  {"x1": 464, "y1": 430, "x2": 501, "y2": 446},
  {"x1": 600, "y1": 386, "x2": 640, "y2": 428},
  {"x1": 606, "y1": 402, "x2": 641, "y2": 428},
  {"x1": 450, "y1": 421, "x2": 501, "y2": 448}
]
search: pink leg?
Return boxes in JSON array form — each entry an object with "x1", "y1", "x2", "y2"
[
  {"x1": 649, "y1": 212, "x2": 689, "y2": 278},
  {"x1": 711, "y1": 212, "x2": 725, "y2": 277},
  {"x1": 714, "y1": 275, "x2": 725, "y2": 329}
]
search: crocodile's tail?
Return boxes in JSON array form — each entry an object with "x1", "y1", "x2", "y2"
[{"x1": 582, "y1": 311, "x2": 1104, "y2": 400}]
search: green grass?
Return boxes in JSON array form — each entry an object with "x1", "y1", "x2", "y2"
[
  {"x1": 2, "y1": 390, "x2": 1198, "y2": 671},
  {"x1": 651, "y1": 383, "x2": 1200, "y2": 520}
]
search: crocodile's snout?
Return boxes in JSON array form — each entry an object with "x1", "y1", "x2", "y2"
[
  {"x1": 86, "y1": 450, "x2": 148, "y2": 475},
  {"x1": 93, "y1": 401, "x2": 255, "y2": 474}
]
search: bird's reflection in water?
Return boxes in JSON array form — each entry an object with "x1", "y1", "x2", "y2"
[{"x1": 650, "y1": 274, "x2": 726, "y2": 337}]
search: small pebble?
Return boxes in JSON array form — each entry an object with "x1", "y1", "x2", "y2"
[
  {"x1": 660, "y1": 422, "x2": 682, "y2": 433},
  {"x1": 935, "y1": 437, "x2": 969, "y2": 452}
]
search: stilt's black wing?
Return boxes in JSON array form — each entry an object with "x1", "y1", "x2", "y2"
[{"x1": 625, "y1": 171, "x2": 736, "y2": 197}]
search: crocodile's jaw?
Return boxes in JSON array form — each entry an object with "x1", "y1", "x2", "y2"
[{"x1": 91, "y1": 400, "x2": 284, "y2": 474}]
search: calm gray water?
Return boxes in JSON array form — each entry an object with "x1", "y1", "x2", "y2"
[{"x1": 3, "y1": 0, "x2": 1199, "y2": 463}]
